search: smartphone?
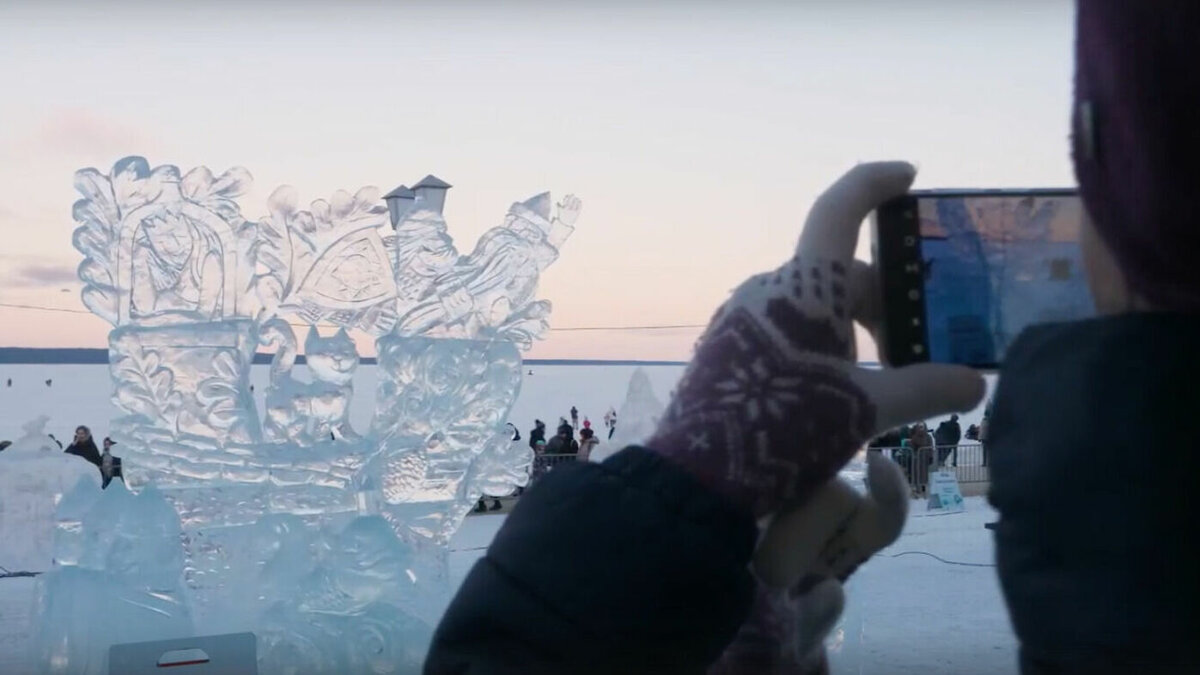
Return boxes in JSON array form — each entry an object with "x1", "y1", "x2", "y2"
[{"x1": 872, "y1": 189, "x2": 1096, "y2": 368}]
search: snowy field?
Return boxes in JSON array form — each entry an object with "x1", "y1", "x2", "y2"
[{"x1": 0, "y1": 363, "x2": 1014, "y2": 673}]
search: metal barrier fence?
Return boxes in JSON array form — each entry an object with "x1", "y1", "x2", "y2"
[
  {"x1": 872, "y1": 443, "x2": 989, "y2": 494},
  {"x1": 530, "y1": 453, "x2": 580, "y2": 482},
  {"x1": 527, "y1": 446, "x2": 990, "y2": 495}
]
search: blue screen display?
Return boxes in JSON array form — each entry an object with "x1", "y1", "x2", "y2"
[{"x1": 918, "y1": 194, "x2": 1096, "y2": 364}]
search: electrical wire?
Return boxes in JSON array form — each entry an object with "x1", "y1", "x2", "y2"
[{"x1": 878, "y1": 550, "x2": 996, "y2": 568}]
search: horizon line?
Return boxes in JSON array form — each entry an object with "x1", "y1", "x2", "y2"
[{"x1": 0, "y1": 346, "x2": 883, "y2": 368}]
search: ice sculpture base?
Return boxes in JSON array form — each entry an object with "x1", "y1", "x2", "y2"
[{"x1": 37, "y1": 478, "x2": 447, "y2": 675}]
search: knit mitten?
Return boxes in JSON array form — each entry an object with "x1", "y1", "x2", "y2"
[
  {"x1": 711, "y1": 452, "x2": 910, "y2": 675},
  {"x1": 647, "y1": 162, "x2": 984, "y2": 519},
  {"x1": 708, "y1": 577, "x2": 843, "y2": 675}
]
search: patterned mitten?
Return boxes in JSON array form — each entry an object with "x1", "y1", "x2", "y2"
[
  {"x1": 711, "y1": 452, "x2": 910, "y2": 675},
  {"x1": 647, "y1": 162, "x2": 985, "y2": 518},
  {"x1": 708, "y1": 576, "x2": 844, "y2": 675},
  {"x1": 755, "y1": 450, "x2": 910, "y2": 587}
]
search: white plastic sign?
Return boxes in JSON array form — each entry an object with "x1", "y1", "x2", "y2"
[
  {"x1": 108, "y1": 632, "x2": 257, "y2": 675},
  {"x1": 927, "y1": 470, "x2": 965, "y2": 513}
]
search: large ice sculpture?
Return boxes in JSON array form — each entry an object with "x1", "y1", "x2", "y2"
[{"x1": 40, "y1": 156, "x2": 579, "y2": 673}]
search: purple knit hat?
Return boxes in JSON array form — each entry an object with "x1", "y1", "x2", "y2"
[{"x1": 1072, "y1": 1, "x2": 1200, "y2": 311}]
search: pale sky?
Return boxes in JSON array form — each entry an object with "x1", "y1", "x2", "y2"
[{"x1": 0, "y1": 0, "x2": 1076, "y2": 360}]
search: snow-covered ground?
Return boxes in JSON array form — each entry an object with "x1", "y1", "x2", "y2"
[
  {"x1": 0, "y1": 363, "x2": 1013, "y2": 673},
  {"x1": 448, "y1": 497, "x2": 1018, "y2": 675}
]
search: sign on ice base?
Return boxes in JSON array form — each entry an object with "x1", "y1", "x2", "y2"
[{"x1": 927, "y1": 470, "x2": 965, "y2": 513}]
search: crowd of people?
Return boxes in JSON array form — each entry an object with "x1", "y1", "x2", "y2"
[
  {"x1": 472, "y1": 406, "x2": 617, "y2": 513},
  {"x1": 528, "y1": 408, "x2": 614, "y2": 477},
  {"x1": 867, "y1": 410, "x2": 990, "y2": 497}
]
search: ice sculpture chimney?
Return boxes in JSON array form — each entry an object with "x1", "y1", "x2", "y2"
[
  {"x1": 411, "y1": 174, "x2": 451, "y2": 214},
  {"x1": 384, "y1": 184, "x2": 416, "y2": 227}
]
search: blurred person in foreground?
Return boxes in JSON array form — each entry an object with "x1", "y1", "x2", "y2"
[
  {"x1": 424, "y1": 2, "x2": 1199, "y2": 673},
  {"x1": 987, "y1": 3, "x2": 1200, "y2": 672}
]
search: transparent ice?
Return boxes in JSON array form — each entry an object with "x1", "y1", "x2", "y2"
[
  {"x1": 0, "y1": 417, "x2": 100, "y2": 572},
  {"x1": 607, "y1": 367, "x2": 665, "y2": 451},
  {"x1": 39, "y1": 156, "x2": 579, "y2": 673}
]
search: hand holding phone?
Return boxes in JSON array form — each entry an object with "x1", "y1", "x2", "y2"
[{"x1": 872, "y1": 190, "x2": 1096, "y2": 368}]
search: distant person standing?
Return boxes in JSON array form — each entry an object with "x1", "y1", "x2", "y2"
[
  {"x1": 64, "y1": 425, "x2": 102, "y2": 472},
  {"x1": 910, "y1": 423, "x2": 934, "y2": 497},
  {"x1": 603, "y1": 407, "x2": 617, "y2": 440},
  {"x1": 529, "y1": 439, "x2": 549, "y2": 482},
  {"x1": 100, "y1": 437, "x2": 123, "y2": 489},
  {"x1": 935, "y1": 414, "x2": 962, "y2": 466},
  {"x1": 578, "y1": 427, "x2": 599, "y2": 462},
  {"x1": 979, "y1": 416, "x2": 990, "y2": 467},
  {"x1": 545, "y1": 422, "x2": 579, "y2": 457},
  {"x1": 965, "y1": 424, "x2": 980, "y2": 441},
  {"x1": 570, "y1": 406, "x2": 579, "y2": 432},
  {"x1": 6, "y1": 378, "x2": 11, "y2": 387},
  {"x1": 528, "y1": 420, "x2": 546, "y2": 452}
]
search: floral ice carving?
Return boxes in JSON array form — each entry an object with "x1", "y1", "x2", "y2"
[{"x1": 52, "y1": 156, "x2": 579, "y2": 672}]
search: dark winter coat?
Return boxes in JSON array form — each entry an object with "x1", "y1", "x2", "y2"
[
  {"x1": 544, "y1": 434, "x2": 578, "y2": 456},
  {"x1": 101, "y1": 453, "x2": 123, "y2": 489},
  {"x1": 934, "y1": 420, "x2": 961, "y2": 447},
  {"x1": 528, "y1": 424, "x2": 546, "y2": 452},
  {"x1": 424, "y1": 447, "x2": 756, "y2": 674},
  {"x1": 990, "y1": 314, "x2": 1200, "y2": 674},
  {"x1": 65, "y1": 438, "x2": 102, "y2": 469}
]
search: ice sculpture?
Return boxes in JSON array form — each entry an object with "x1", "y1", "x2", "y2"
[
  {"x1": 40, "y1": 156, "x2": 579, "y2": 673},
  {"x1": 608, "y1": 368, "x2": 666, "y2": 450},
  {"x1": 590, "y1": 368, "x2": 666, "y2": 463},
  {"x1": 0, "y1": 417, "x2": 100, "y2": 571},
  {"x1": 36, "y1": 483, "x2": 194, "y2": 675}
]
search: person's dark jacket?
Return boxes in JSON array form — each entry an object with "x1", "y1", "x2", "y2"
[
  {"x1": 528, "y1": 423, "x2": 546, "y2": 452},
  {"x1": 425, "y1": 447, "x2": 756, "y2": 674},
  {"x1": 934, "y1": 419, "x2": 961, "y2": 447},
  {"x1": 65, "y1": 438, "x2": 102, "y2": 469},
  {"x1": 544, "y1": 434, "x2": 578, "y2": 456},
  {"x1": 100, "y1": 453, "x2": 123, "y2": 489},
  {"x1": 990, "y1": 314, "x2": 1200, "y2": 674}
]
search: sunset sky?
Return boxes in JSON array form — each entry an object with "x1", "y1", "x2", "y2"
[{"x1": 0, "y1": 0, "x2": 1076, "y2": 360}]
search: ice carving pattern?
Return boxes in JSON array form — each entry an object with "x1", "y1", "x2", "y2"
[{"x1": 49, "y1": 156, "x2": 578, "y2": 673}]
